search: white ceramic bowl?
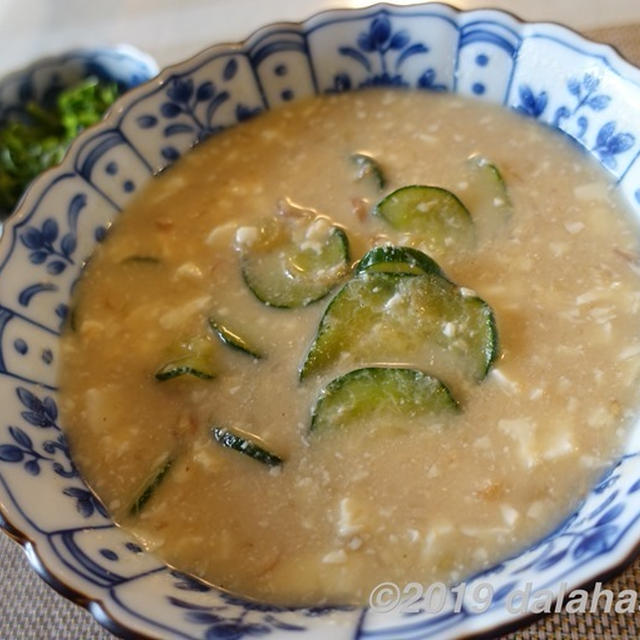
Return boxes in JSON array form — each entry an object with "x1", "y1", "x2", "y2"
[{"x1": 1, "y1": 5, "x2": 640, "y2": 639}]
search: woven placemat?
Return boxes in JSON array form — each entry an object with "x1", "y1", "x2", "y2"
[{"x1": 2, "y1": 22, "x2": 640, "y2": 640}]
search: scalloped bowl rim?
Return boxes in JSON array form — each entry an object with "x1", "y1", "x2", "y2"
[{"x1": 1, "y1": 4, "x2": 640, "y2": 640}]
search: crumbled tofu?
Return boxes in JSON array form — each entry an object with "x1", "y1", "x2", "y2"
[
  {"x1": 416, "y1": 201, "x2": 435, "y2": 213},
  {"x1": 172, "y1": 262, "x2": 203, "y2": 280},
  {"x1": 473, "y1": 548, "x2": 489, "y2": 562},
  {"x1": 500, "y1": 503, "x2": 520, "y2": 527},
  {"x1": 542, "y1": 428, "x2": 575, "y2": 459},
  {"x1": 527, "y1": 499, "x2": 551, "y2": 520},
  {"x1": 422, "y1": 520, "x2": 453, "y2": 555},
  {"x1": 192, "y1": 442, "x2": 220, "y2": 472},
  {"x1": 407, "y1": 528, "x2": 420, "y2": 543},
  {"x1": 348, "y1": 537, "x2": 363, "y2": 551},
  {"x1": 337, "y1": 497, "x2": 366, "y2": 538},
  {"x1": 205, "y1": 221, "x2": 236, "y2": 246},
  {"x1": 79, "y1": 319, "x2": 105, "y2": 340},
  {"x1": 84, "y1": 386, "x2": 117, "y2": 432},
  {"x1": 491, "y1": 368, "x2": 521, "y2": 395},
  {"x1": 587, "y1": 405, "x2": 615, "y2": 429},
  {"x1": 305, "y1": 217, "x2": 332, "y2": 242},
  {"x1": 576, "y1": 289, "x2": 604, "y2": 305},
  {"x1": 299, "y1": 240, "x2": 323, "y2": 254},
  {"x1": 498, "y1": 417, "x2": 538, "y2": 468},
  {"x1": 234, "y1": 226, "x2": 259, "y2": 248},
  {"x1": 159, "y1": 295, "x2": 211, "y2": 329},
  {"x1": 618, "y1": 343, "x2": 640, "y2": 360},
  {"x1": 549, "y1": 242, "x2": 568, "y2": 257},
  {"x1": 564, "y1": 221, "x2": 585, "y2": 234},
  {"x1": 426, "y1": 464, "x2": 440, "y2": 478},
  {"x1": 529, "y1": 388, "x2": 543, "y2": 401},
  {"x1": 442, "y1": 322, "x2": 456, "y2": 338},
  {"x1": 384, "y1": 291, "x2": 405, "y2": 312},
  {"x1": 322, "y1": 549, "x2": 347, "y2": 564}
]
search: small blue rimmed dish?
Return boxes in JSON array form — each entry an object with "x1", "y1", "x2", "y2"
[{"x1": 0, "y1": 44, "x2": 158, "y2": 221}]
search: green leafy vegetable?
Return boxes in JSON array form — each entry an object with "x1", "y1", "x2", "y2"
[{"x1": 0, "y1": 77, "x2": 119, "y2": 215}]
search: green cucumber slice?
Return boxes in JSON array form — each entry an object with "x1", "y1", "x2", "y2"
[
  {"x1": 300, "y1": 271, "x2": 498, "y2": 382},
  {"x1": 209, "y1": 318, "x2": 262, "y2": 359},
  {"x1": 374, "y1": 185, "x2": 474, "y2": 254},
  {"x1": 465, "y1": 155, "x2": 512, "y2": 235},
  {"x1": 237, "y1": 214, "x2": 350, "y2": 308},
  {"x1": 351, "y1": 152, "x2": 386, "y2": 191},
  {"x1": 354, "y1": 245, "x2": 444, "y2": 277},
  {"x1": 129, "y1": 455, "x2": 174, "y2": 516},
  {"x1": 311, "y1": 367, "x2": 459, "y2": 433},
  {"x1": 211, "y1": 426, "x2": 283, "y2": 467},
  {"x1": 155, "y1": 337, "x2": 216, "y2": 381}
]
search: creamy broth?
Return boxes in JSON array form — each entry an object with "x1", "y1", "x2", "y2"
[{"x1": 59, "y1": 90, "x2": 640, "y2": 606}]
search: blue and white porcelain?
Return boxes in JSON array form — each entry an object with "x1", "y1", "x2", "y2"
[
  {"x1": 0, "y1": 45, "x2": 159, "y2": 219},
  {"x1": 1, "y1": 5, "x2": 640, "y2": 639}
]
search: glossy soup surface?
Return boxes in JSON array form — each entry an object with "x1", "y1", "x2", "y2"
[{"x1": 59, "y1": 90, "x2": 640, "y2": 606}]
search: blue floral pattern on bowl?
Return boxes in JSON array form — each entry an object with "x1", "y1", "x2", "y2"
[{"x1": 1, "y1": 5, "x2": 640, "y2": 639}]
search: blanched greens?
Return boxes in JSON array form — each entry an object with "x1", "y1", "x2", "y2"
[{"x1": 0, "y1": 77, "x2": 119, "y2": 216}]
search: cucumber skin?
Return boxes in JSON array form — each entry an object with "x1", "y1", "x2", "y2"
[
  {"x1": 242, "y1": 227, "x2": 350, "y2": 309},
  {"x1": 211, "y1": 427, "x2": 283, "y2": 467},
  {"x1": 354, "y1": 245, "x2": 445, "y2": 277},
  {"x1": 310, "y1": 367, "x2": 460, "y2": 433},
  {"x1": 209, "y1": 318, "x2": 263, "y2": 359},
  {"x1": 155, "y1": 365, "x2": 214, "y2": 382},
  {"x1": 129, "y1": 457, "x2": 173, "y2": 516},
  {"x1": 351, "y1": 153, "x2": 386, "y2": 191}
]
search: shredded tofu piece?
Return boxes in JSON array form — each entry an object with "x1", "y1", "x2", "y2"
[
  {"x1": 542, "y1": 428, "x2": 575, "y2": 459},
  {"x1": 205, "y1": 221, "x2": 236, "y2": 246},
  {"x1": 337, "y1": 497, "x2": 366, "y2": 538},
  {"x1": 500, "y1": 504, "x2": 520, "y2": 527},
  {"x1": 235, "y1": 226, "x2": 259, "y2": 248},
  {"x1": 173, "y1": 262, "x2": 203, "y2": 281},
  {"x1": 305, "y1": 217, "x2": 332, "y2": 242},
  {"x1": 498, "y1": 417, "x2": 538, "y2": 468},
  {"x1": 564, "y1": 221, "x2": 585, "y2": 234},
  {"x1": 322, "y1": 549, "x2": 347, "y2": 564},
  {"x1": 159, "y1": 295, "x2": 211, "y2": 330},
  {"x1": 491, "y1": 368, "x2": 521, "y2": 395},
  {"x1": 618, "y1": 343, "x2": 640, "y2": 360}
]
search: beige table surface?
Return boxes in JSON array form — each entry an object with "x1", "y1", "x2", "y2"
[{"x1": 2, "y1": 12, "x2": 640, "y2": 640}]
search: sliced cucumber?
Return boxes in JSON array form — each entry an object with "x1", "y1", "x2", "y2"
[
  {"x1": 311, "y1": 367, "x2": 459, "y2": 433},
  {"x1": 300, "y1": 271, "x2": 498, "y2": 382},
  {"x1": 237, "y1": 214, "x2": 350, "y2": 308},
  {"x1": 351, "y1": 152, "x2": 386, "y2": 191},
  {"x1": 209, "y1": 317, "x2": 262, "y2": 359},
  {"x1": 355, "y1": 245, "x2": 444, "y2": 277},
  {"x1": 155, "y1": 337, "x2": 216, "y2": 381},
  {"x1": 129, "y1": 455, "x2": 174, "y2": 516},
  {"x1": 374, "y1": 186, "x2": 474, "y2": 254},
  {"x1": 464, "y1": 155, "x2": 512, "y2": 236},
  {"x1": 211, "y1": 426, "x2": 283, "y2": 467},
  {"x1": 121, "y1": 255, "x2": 162, "y2": 265}
]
